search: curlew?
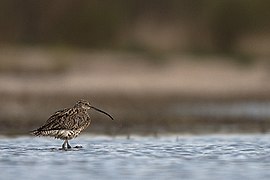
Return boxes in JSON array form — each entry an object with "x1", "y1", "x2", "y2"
[{"x1": 31, "y1": 99, "x2": 113, "y2": 149}]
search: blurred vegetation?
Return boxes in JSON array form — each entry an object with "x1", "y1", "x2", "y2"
[{"x1": 0, "y1": 0, "x2": 269, "y2": 54}]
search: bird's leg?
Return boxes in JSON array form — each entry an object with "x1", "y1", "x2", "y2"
[
  {"x1": 67, "y1": 140, "x2": 72, "y2": 149},
  {"x1": 62, "y1": 140, "x2": 67, "y2": 150}
]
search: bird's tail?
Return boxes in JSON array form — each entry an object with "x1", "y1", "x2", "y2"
[{"x1": 30, "y1": 129, "x2": 42, "y2": 136}]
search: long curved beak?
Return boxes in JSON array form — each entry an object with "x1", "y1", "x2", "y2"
[{"x1": 90, "y1": 106, "x2": 114, "y2": 120}]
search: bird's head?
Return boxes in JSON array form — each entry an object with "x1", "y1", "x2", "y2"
[
  {"x1": 75, "y1": 99, "x2": 114, "y2": 120},
  {"x1": 75, "y1": 99, "x2": 92, "y2": 110}
]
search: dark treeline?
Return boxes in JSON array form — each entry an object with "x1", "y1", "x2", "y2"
[{"x1": 0, "y1": 0, "x2": 269, "y2": 53}]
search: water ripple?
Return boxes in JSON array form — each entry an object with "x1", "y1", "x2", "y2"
[{"x1": 1, "y1": 135, "x2": 270, "y2": 179}]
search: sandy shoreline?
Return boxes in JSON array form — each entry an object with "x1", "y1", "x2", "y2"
[{"x1": 1, "y1": 55, "x2": 270, "y2": 97}]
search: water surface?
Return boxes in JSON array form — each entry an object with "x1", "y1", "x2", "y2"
[{"x1": 1, "y1": 135, "x2": 270, "y2": 180}]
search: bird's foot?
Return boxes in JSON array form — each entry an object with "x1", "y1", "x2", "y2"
[
  {"x1": 59, "y1": 146, "x2": 82, "y2": 150},
  {"x1": 67, "y1": 144, "x2": 72, "y2": 149}
]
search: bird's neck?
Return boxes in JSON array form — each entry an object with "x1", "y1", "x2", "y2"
[{"x1": 75, "y1": 107, "x2": 87, "y2": 113}]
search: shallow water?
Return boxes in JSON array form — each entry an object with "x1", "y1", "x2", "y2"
[
  {"x1": 1, "y1": 135, "x2": 270, "y2": 180},
  {"x1": 171, "y1": 102, "x2": 270, "y2": 118}
]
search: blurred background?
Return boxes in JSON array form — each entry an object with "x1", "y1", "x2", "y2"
[{"x1": 1, "y1": 0, "x2": 270, "y2": 135}]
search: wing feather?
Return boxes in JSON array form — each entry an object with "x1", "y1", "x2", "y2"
[
  {"x1": 31, "y1": 107, "x2": 90, "y2": 137},
  {"x1": 36, "y1": 108, "x2": 75, "y2": 131}
]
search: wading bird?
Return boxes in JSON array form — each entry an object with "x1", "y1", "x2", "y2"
[{"x1": 31, "y1": 99, "x2": 113, "y2": 149}]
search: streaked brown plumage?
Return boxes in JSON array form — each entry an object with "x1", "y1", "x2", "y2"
[{"x1": 31, "y1": 99, "x2": 113, "y2": 149}]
